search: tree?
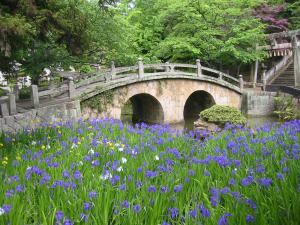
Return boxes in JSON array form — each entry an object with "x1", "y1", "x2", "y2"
[
  {"x1": 287, "y1": 0, "x2": 300, "y2": 29},
  {"x1": 0, "y1": 0, "x2": 123, "y2": 83},
  {"x1": 253, "y1": 3, "x2": 289, "y2": 32},
  {"x1": 122, "y1": 0, "x2": 266, "y2": 73}
]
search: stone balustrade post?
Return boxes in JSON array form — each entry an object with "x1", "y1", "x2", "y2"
[
  {"x1": 31, "y1": 85, "x2": 39, "y2": 109},
  {"x1": 68, "y1": 77, "x2": 76, "y2": 99},
  {"x1": 219, "y1": 72, "x2": 223, "y2": 80},
  {"x1": 196, "y1": 59, "x2": 202, "y2": 77},
  {"x1": 165, "y1": 62, "x2": 170, "y2": 72},
  {"x1": 0, "y1": 100, "x2": 9, "y2": 117},
  {"x1": 262, "y1": 70, "x2": 267, "y2": 91},
  {"x1": 170, "y1": 65, "x2": 175, "y2": 73},
  {"x1": 292, "y1": 35, "x2": 300, "y2": 87},
  {"x1": 138, "y1": 58, "x2": 144, "y2": 78},
  {"x1": 13, "y1": 85, "x2": 19, "y2": 101},
  {"x1": 239, "y1": 75, "x2": 244, "y2": 91},
  {"x1": 8, "y1": 93, "x2": 17, "y2": 115},
  {"x1": 110, "y1": 61, "x2": 116, "y2": 80}
]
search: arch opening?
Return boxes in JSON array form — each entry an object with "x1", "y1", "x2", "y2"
[
  {"x1": 121, "y1": 94, "x2": 164, "y2": 124},
  {"x1": 183, "y1": 91, "x2": 215, "y2": 123}
]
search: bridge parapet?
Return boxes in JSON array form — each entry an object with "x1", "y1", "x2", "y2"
[
  {"x1": 0, "y1": 59, "x2": 243, "y2": 117},
  {"x1": 74, "y1": 59, "x2": 243, "y2": 93}
]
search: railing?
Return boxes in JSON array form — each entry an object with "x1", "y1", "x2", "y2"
[
  {"x1": 1, "y1": 59, "x2": 243, "y2": 117},
  {"x1": 0, "y1": 94, "x2": 16, "y2": 117},
  {"x1": 265, "y1": 54, "x2": 293, "y2": 83},
  {"x1": 74, "y1": 59, "x2": 243, "y2": 91},
  {"x1": 266, "y1": 85, "x2": 300, "y2": 99}
]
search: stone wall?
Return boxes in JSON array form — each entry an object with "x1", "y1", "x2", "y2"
[
  {"x1": 242, "y1": 90, "x2": 277, "y2": 116},
  {"x1": 0, "y1": 100, "x2": 81, "y2": 133},
  {"x1": 82, "y1": 79, "x2": 242, "y2": 124}
]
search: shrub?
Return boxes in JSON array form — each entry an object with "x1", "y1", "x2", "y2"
[
  {"x1": 274, "y1": 95, "x2": 300, "y2": 121},
  {"x1": 200, "y1": 105, "x2": 247, "y2": 125},
  {"x1": 79, "y1": 65, "x2": 94, "y2": 74},
  {"x1": 19, "y1": 87, "x2": 31, "y2": 100}
]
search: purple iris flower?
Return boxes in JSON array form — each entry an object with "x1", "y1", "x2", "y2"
[
  {"x1": 204, "y1": 170, "x2": 211, "y2": 177},
  {"x1": 91, "y1": 160, "x2": 100, "y2": 167},
  {"x1": 218, "y1": 212, "x2": 232, "y2": 225},
  {"x1": 64, "y1": 219, "x2": 73, "y2": 225},
  {"x1": 133, "y1": 204, "x2": 141, "y2": 213},
  {"x1": 136, "y1": 181, "x2": 143, "y2": 189},
  {"x1": 258, "y1": 178, "x2": 272, "y2": 187},
  {"x1": 228, "y1": 178, "x2": 236, "y2": 186},
  {"x1": 174, "y1": 184, "x2": 183, "y2": 193},
  {"x1": 2, "y1": 204, "x2": 12, "y2": 214},
  {"x1": 55, "y1": 211, "x2": 64, "y2": 221},
  {"x1": 73, "y1": 170, "x2": 82, "y2": 180},
  {"x1": 168, "y1": 207, "x2": 179, "y2": 219},
  {"x1": 241, "y1": 176, "x2": 254, "y2": 187},
  {"x1": 199, "y1": 204, "x2": 210, "y2": 218},
  {"x1": 121, "y1": 200, "x2": 129, "y2": 209},
  {"x1": 246, "y1": 214, "x2": 255, "y2": 223},
  {"x1": 160, "y1": 186, "x2": 169, "y2": 193},
  {"x1": 83, "y1": 202, "x2": 92, "y2": 211},
  {"x1": 145, "y1": 170, "x2": 158, "y2": 178},
  {"x1": 148, "y1": 185, "x2": 157, "y2": 193},
  {"x1": 80, "y1": 213, "x2": 88, "y2": 222},
  {"x1": 189, "y1": 208, "x2": 197, "y2": 219},
  {"x1": 62, "y1": 170, "x2": 70, "y2": 178},
  {"x1": 276, "y1": 173, "x2": 284, "y2": 180},
  {"x1": 16, "y1": 185, "x2": 24, "y2": 193},
  {"x1": 88, "y1": 191, "x2": 97, "y2": 199}
]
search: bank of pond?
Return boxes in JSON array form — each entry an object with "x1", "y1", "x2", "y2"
[{"x1": 0, "y1": 119, "x2": 299, "y2": 225}]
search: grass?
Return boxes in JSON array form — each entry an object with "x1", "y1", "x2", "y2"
[{"x1": 0, "y1": 119, "x2": 299, "y2": 225}]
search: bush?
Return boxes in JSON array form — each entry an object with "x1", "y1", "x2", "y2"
[
  {"x1": 200, "y1": 105, "x2": 247, "y2": 125},
  {"x1": 79, "y1": 65, "x2": 94, "y2": 74},
  {"x1": 274, "y1": 95, "x2": 300, "y2": 121},
  {"x1": 19, "y1": 87, "x2": 31, "y2": 100}
]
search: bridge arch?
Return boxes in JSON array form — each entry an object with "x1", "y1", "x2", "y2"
[
  {"x1": 121, "y1": 93, "x2": 164, "y2": 124},
  {"x1": 183, "y1": 90, "x2": 215, "y2": 122},
  {"x1": 81, "y1": 79, "x2": 242, "y2": 124}
]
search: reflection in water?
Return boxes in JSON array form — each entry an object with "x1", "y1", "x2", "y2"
[
  {"x1": 169, "y1": 116, "x2": 279, "y2": 131},
  {"x1": 122, "y1": 116, "x2": 279, "y2": 132},
  {"x1": 246, "y1": 116, "x2": 279, "y2": 128}
]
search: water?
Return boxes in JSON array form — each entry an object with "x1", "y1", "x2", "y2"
[
  {"x1": 246, "y1": 116, "x2": 279, "y2": 128},
  {"x1": 122, "y1": 116, "x2": 279, "y2": 132},
  {"x1": 167, "y1": 116, "x2": 279, "y2": 131}
]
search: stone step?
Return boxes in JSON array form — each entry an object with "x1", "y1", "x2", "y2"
[{"x1": 270, "y1": 61, "x2": 294, "y2": 86}]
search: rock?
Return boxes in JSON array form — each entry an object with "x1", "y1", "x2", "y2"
[{"x1": 194, "y1": 119, "x2": 220, "y2": 132}]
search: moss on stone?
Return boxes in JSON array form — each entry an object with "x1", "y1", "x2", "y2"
[{"x1": 200, "y1": 105, "x2": 246, "y2": 125}]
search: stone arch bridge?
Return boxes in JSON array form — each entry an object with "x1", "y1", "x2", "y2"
[
  {"x1": 74, "y1": 59, "x2": 243, "y2": 124},
  {"x1": 0, "y1": 59, "x2": 244, "y2": 129}
]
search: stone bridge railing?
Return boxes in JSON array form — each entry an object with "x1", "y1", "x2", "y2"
[
  {"x1": 0, "y1": 59, "x2": 244, "y2": 117},
  {"x1": 74, "y1": 59, "x2": 244, "y2": 91}
]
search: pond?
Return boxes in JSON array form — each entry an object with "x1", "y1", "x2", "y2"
[
  {"x1": 169, "y1": 116, "x2": 279, "y2": 131},
  {"x1": 123, "y1": 115, "x2": 280, "y2": 131}
]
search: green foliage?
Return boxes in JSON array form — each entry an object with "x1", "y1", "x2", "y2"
[
  {"x1": 123, "y1": 0, "x2": 267, "y2": 71},
  {"x1": 0, "y1": 88, "x2": 7, "y2": 97},
  {"x1": 274, "y1": 95, "x2": 300, "y2": 121},
  {"x1": 200, "y1": 105, "x2": 247, "y2": 125},
  {"x1": 19, "y1": 87, "x2": 31, "y2": 100},
  {"x1": 287, "y1": 0, "x2": 300, "y2": 29},
  {"x1": 0, "y1": 0, "x2": 131, "y2": 80},
  {"x1": 1, "y1": 119, "x2": 300, "y2": 224},
  {"x1": 79, "y1": 65, "x2": 94, "y2": 74},
  {"x1": 81, "y1": 90, "x2": 114, "y2": 113}
]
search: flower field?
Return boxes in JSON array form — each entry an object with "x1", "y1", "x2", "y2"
[{"x1": 0, "y1": 119, "x2": 299, "y2": 225}]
